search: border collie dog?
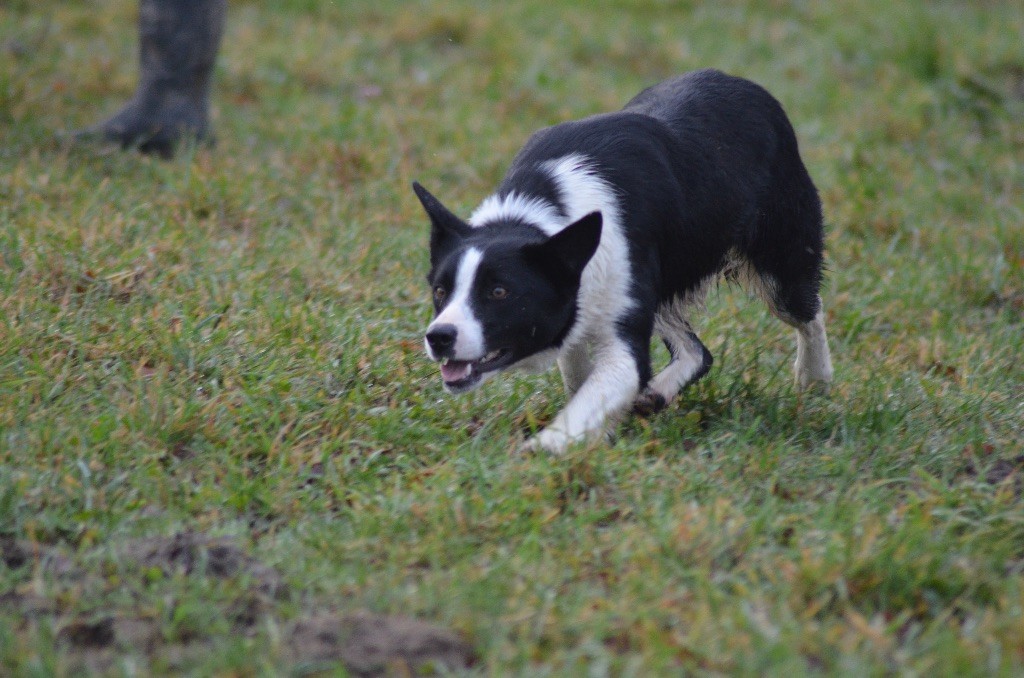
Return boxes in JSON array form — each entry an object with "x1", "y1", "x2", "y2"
[{"x1": 414, "y1": 69, "x2": 833, "y2": 454}]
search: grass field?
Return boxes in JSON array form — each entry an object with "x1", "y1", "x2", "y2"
[{"x1": 2, "y1": 0, "x2": 1023, "y2": 674}]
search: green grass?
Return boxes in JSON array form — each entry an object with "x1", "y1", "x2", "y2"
[{"x1": 2, "y1": 0, "x2": 1023, "y2": 674}]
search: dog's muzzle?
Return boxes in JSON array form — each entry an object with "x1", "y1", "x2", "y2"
[{"x1": 425, "y1": 323, "x2": 458, "y2": 358}]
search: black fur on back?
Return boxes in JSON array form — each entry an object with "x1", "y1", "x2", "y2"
[{"x1": 490, "y1": 69, "x2": 825, "y2": 376}]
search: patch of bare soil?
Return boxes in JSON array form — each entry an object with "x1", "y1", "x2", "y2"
[
  {"x1": 2, "y1": 532, "x2": 281, "y2": 673},
  {"x1": 117, "y1": 530, "x2": 286, "y2": 597},
  {"x1": 290, "y1": 611, "x2": 475, "y2": 677},
  {"x1": 0, "y1": 590, "x2": 60, "y2": 619},
  {"x1": 2, "y1": 531, "x2": 475, "y2": 674},
  {"x1": 962, "y1": 454, "x2": 1024, "y2": 496},
  {"x1": 55, "y1": 615, "x2": 173, "y2": 675},
  {"x1": 1, "y1": 535, "x2": 78, "y2": 576}
]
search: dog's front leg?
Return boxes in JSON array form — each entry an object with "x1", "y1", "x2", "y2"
[
  {"x1": 524, "y1": 339, "x2": 641, "y2": 455},
  {"x1": 557, "y1": 341, "x2": 593, "y2": 397}
]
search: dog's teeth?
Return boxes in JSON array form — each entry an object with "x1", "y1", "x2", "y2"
[{"x1": 441, "y1": 357, "x2": 449, "y2": 365}]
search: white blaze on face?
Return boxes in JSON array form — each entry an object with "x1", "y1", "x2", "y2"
[{"x1": 426, "y1": 247, "x2": 485, "y2": 368}]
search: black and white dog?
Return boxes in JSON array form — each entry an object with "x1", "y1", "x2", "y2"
[{"x1": 414, "y1": 69, "x2": 833, "y2": 454}]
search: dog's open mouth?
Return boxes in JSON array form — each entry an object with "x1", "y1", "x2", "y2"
[{"x1": 439, "y1": 348, "x2": 512, "y2": 391}]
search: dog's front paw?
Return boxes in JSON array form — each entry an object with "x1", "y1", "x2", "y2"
[
  {"x1": 516, "y1": 437, "x2": 543, "y2": 456},
  {"x1": 517, "y1": 428, "x2": 571, "y2": 456}
]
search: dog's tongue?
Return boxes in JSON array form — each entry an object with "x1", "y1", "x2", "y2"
[{"x1": 441, "y1": 360, "x2": 472, "y2": 383}]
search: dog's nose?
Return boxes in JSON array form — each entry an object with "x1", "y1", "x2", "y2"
[{"x1": 426, "y1": 324, "x2": 458, "y2": 355}]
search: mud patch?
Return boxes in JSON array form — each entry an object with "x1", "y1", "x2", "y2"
[
  {"x1": 3, "y1": 532, "x2": 476, "y2": 673},
  {"x1": 962, "y1": 454, "x2": 1024, "y2": 496},
  {"x1": 289, "y1": 611, "x2": 474, "y2": 677},
  {"x1": 0, "y1": 591, "x2": 60, "y2": 619},
  {"x1": 1, "y1": 536, "x2": 32, "y2": 569},
  {"x1": 3, "y1": 531, "x2": 282, "y2": 669},
  {"x1": 55, "y1": 615, "x2": 167, "y2": 675},
  {"x1": 983, "y1": 456, "x2": 1024, "y2": 486},
  {"x1": 117, "y1": 531, "x2": 286, "y2": 597},
  {"x1": 1, "y1": 536, "x2": 77, "y2": 576},
  {"x1": 57, "y1": 615, "x2": 164, "y2": 651},
  {"x1": 57, "y1": 616, "x2": 117, "y2": 649}
]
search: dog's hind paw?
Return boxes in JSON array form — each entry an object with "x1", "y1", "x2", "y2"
[
  {"x1": 632, "y1": 389, "x2": 667, "y2": 417},
  {"x1": 795, "y1": 361, "x2": 833, "y2": 394},
  {"x1": 796, "y1": 373, "x2": 833, "y2": 395}
]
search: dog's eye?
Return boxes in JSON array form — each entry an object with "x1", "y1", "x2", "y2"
[
  {"x1": 433, "y1": 286, "x2": 447, "y2": 302},
  {"x1": 489, "y1": 286, "x2": 508, "y2": 300}
]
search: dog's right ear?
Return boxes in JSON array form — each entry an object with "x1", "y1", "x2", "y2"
[{"x1": 413, "y1": 182, "x2": 471, "y2": 266}]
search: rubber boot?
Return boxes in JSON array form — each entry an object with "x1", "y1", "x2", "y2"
[{"x1": 78, "y1": 0, "x2": 226, "y2": 158}]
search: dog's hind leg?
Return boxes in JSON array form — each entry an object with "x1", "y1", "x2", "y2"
[
  {"x1": 743, "y1": 150, "x2": 833, "y2": 390},
  {"x1": 790, "y1": 307, "x2": 833, "y2": 390},
  {"x1": 634, "y1": 311, "x2": 713, "y2": 415},
  {"x1": 750, "y1": 264, "x2": 834, "y2": 391}
]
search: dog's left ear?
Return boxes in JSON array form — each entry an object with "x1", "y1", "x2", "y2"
[
  {"x1": 412, "y1": 182, "x2": 471, "y2": 266},
  {"x1": 525, "y1": 211, "x2": 603, "y2": 282}
]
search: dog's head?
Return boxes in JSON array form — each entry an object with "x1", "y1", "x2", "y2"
[{"x1": 413, "y1": 182, "x2": 602, "y2": 393}]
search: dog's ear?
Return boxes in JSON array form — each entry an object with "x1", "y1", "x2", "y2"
[
  {"x1": 525, "y1": 211, "x2": 603, "y2": 283},
  {"x1": 413, "y1": 182, "x2": 471, "y2": 265}
]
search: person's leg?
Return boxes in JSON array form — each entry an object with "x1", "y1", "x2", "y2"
[{"x1": 77, "y1": 0, "x2": 226, "y2": 158}]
